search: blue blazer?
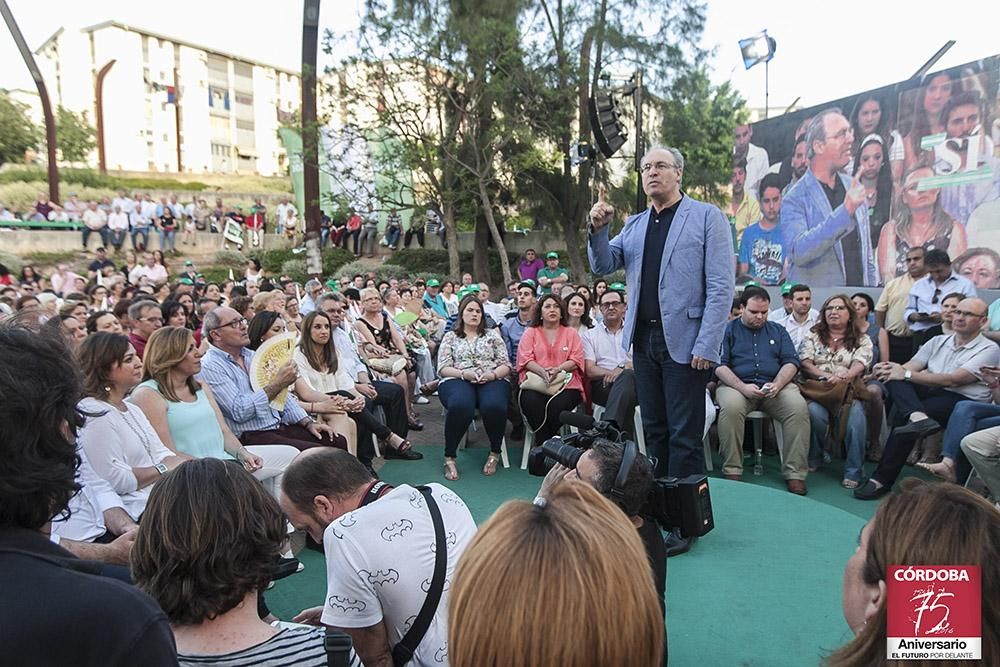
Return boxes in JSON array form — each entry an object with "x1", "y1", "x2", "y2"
[
  {"x1": 781, "y1": 169, "x2": 877, "y2": 287},
  {"x1": 588, "y1": 195, "x2": 734, "y2": 364}
]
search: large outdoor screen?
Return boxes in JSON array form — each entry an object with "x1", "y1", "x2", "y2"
[{"x1": 734, "y1": 55, "x2": 999, "y2": 290}]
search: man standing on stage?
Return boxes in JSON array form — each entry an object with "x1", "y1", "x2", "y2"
[{"x1": 588, "y1": 145, "x2": 734, "y2": 555}]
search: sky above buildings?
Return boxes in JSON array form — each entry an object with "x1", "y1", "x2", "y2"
[{"x1": 1, "y1": 0, "x2": 997, "y2": 113}]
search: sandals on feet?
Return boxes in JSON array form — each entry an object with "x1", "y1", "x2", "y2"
[
  {"x1": 483, "y1": 453, "x2": 500, "y2": 477},
  {"x1": 916, "y1": 459, "x2": 956, "y2": 483},
  {"x1": 842, "y1": 478, "x2": 859, "y2": 489},
  {"x1": 444, "y1": 458, "x2": 459, "y2": 481}
]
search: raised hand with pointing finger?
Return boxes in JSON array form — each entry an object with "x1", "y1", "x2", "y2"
[
  {"x1": 844, "y1": 171, "x2": 867, "y2": 217},
  {"x1": 589, "y1": 184, "x2": 615, "y2": 230}
]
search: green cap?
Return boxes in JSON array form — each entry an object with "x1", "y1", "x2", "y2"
[
  {"x1": 426, "y1": 278, "x2": 440, "y2": 288},
  {"x1": 178, "y1": 277, "x2": 194, "y2": 286},
  {"x1": 325, "y1": 279, "x2": 337, "y2": 289},
  {"x1": 545, "y1": 252, "x2": 559, "y2": 259},
  {"x1": 744, "y1": 280, "x2": 760, "y2": 287},
  {"x1": 184, "y1": 260, "x2": 194, "y2": 266},
  {"x1": 518, "y1": 279, "x2": 536, "y2": 291},
  {"x1": 781, "y1": 282, "x2": 797, "y2": 295},
  {"x1": 609, "y1": 282, "x2": 626, "y2": 292}
]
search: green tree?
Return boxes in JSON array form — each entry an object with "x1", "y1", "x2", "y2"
[
  {"x1": 55, "y1": 106, "x2": 96, "y2": 164},
  {"x1": 0, "y1": 91, "x2": 41, "y2": 165},
  {"x1": 517, "y1": 0, "x2": 709, "y2": 280},
  {"x1": 659, "y1": 67, "x2": 746, "y2": 203}
]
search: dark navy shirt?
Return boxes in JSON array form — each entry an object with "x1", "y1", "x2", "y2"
[
  {"x1": 720, "y1": 319, "x2": 800, "y2": 385},
  {"x1": 637, "y1": 197, "x2": 682, "y2": 323}
]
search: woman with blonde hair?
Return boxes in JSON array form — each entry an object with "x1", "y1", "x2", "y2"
[
  {"x1": 251, "y1": 289, "x2": 297, "y2": 334},
  {"x1": 354, "y1": 286, "x2": 422, "y2": 430},
  {"x1": 826, "y1": 479, "x2": 999, "y2": 666},
  {"x1": 129, "y1": 326, "x2": 299, "y2": 498},
  {"x1": 449, "y1": 481, "x2": 665, "y2": 667}
]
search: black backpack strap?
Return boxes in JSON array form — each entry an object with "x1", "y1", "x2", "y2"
[
  {"x1": 391, "y1": 486, "x2": 446, "y2": 667},
  {"x1": 325, "y1": 628, "x2": 354, "y2": 667}
]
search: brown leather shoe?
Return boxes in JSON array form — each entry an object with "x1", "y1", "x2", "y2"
[
  {"x1": 724, "y1": 474, "x2": 741, "y2": 481},
  {"x1": 786, "y1": 479, "x2": 807, "y2": 496}
]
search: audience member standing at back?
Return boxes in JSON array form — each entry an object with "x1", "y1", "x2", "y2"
[{"x1": 589, "y1": 145, "x2": 734, "y2": 555}]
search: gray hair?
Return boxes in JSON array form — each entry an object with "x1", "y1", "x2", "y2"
[
  {"x1": 127, "y1": 300, "x2": 158, "y2": 322},
  {"x1": 316, "y1": 291, "x2": 345, "y2": 309},
  {"x1": 643, "y1": 145, "x2": 684, "y2": 172},
  {"x1": 805, "y1": 108, "x2": 843, "y2": 160},
  {"x1": 201, "y1": 307, "x2": 224, "y2": 343},
  {"x1": 305, "y1": 278, "x2": 322, "y2": 291}
]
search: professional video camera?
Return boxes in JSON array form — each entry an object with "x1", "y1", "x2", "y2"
[{"x1": 527, "y1": 412, "x2": 714, "y2": 538}]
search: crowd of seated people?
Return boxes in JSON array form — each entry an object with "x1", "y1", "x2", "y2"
[{"x1": 2, "y1": 235, "x2": 1000, "y2": 664}]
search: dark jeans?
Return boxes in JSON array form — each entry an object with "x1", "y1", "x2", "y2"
[
  {"x1": 108, "y1": 229, "x2": 127, "y2": 250},
  {"x1": 871, "y1": 381, "x2": 968, "y2": 486},
  {"x1": 590, "y1": 369, "x2": 637, "y2": 434},
  {"x1": 330, "y1": 390, "x2": 383, "y2": 463},
  {"x1": 633, "y1": 322, "x2": 710, "y2": 478},
  {"x1": 386, "y1": 227, "x2": 401, "y2": 248},
  {"x1": 82, "y1": 227, "x2": 109, "y2": 249},
  {"x1": 439, "y1": 378, "x2": 511, "y2": 457},
  {"x1": 940, "y1": 400, "x2": 1000, "y2": 483},
  {"x1": 404, "y1": 228, "x2": 425, "y2": 247},
  {"x1": 520, "y1": 388, "x2": 582, "y2": 444},
  {"x1": 887, "y1": 332, "x2": 915, "y2": 364},
  {"x1": 131, "y1": 228, "x2": 150, "y2": 251},
  {"x1": 239, "y1": 423, "x2": 348, "y2": 452},
  {"x1": 341, "y1": 228, "x2": 361, "y2": 254}
]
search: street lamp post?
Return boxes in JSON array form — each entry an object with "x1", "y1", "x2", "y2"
[{"x1": 1, "y1": 0, "x2": 59, "y2": 203}]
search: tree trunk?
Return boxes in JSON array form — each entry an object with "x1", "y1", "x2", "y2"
[
  {"x1": 476, "y1": 176, "x2": 512, "y2": 285},
  {"x1": 473, "y1": 213, "x2": 491, "y2": 283},
  {"x1": 443, "y1": 203, "x2": 461, "y2": 276}
]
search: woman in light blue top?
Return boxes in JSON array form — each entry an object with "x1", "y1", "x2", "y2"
[{"x1": 130, "y1": 326, "x2": 298, "y2": 498}]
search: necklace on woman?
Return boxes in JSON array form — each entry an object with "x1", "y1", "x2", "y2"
[{"x1": 114, "y1": 401, "x2": 156, "y2": 458}]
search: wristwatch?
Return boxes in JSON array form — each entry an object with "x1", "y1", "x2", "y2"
[
  {"x1": 154, "y1": 462, "x2": 168, "y2": 475},
  {"x1": 617, "y1": 363, "x2": 626, "y2": 369},
  {"x1": 904, "y1": 370, "x2": 912, "y2": 382}
]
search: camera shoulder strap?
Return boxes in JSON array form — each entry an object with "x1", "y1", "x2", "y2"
[{"x1": 391, "y1": 485, "x2": 446, "y2": 667}]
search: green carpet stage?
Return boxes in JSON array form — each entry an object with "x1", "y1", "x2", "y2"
[{"x1": 268, "y1": 443, "x2": 898, "y2": 666}]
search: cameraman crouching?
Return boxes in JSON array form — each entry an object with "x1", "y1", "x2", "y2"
[{"x1": 535, "y1": 441, "x2": 666, "y2": 616}]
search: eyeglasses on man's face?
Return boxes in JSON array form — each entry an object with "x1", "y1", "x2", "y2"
[
  {"x1": 600, "y1": 301, "x2": 624, "y2": 309},
  {"x1": 640, "y1": 161, "x2": 679, "y2": 174},
  {"x1": 213, "y1": 317, "x2": 247, "y2": 331}
]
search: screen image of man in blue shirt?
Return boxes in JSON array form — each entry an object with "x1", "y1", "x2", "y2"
[{"x1": 714, "y1": 286, "x2": 811, "y2": 495}]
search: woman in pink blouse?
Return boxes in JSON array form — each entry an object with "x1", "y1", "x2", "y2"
[
  {"x1": 437, "y1": 295, "x2": 512, "y2": 480},
  {"x1": 516, "y1": 293, "x2": 585, "y2": 445}
]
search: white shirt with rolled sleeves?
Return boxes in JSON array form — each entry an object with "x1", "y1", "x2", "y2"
[
  {"x1": 50, "y1": 445, "x2": 127, "y2": 543},
  {"x1": 321, "y1": 483, "x2": 476, "y2": 667},
  {"x1": 76, "y1": 398, "x2": 173, "y2": 520},
  {"x1": 904, "y1": 272, "x2": 977, "y2": 332}
]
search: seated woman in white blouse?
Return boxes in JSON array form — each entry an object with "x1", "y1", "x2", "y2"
[
  {"x1": 129, "y1": 326, "x2": 300, "y2": 499},
  {"x1": 293, "y1": 311, "x2": 414, "y2": 467},
  {"x1": 437, "y1": 295, "x2": 511, "y2": 481},
  {"x1": 76, "y1": 332, "x2": 189, "y2": 520}
]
